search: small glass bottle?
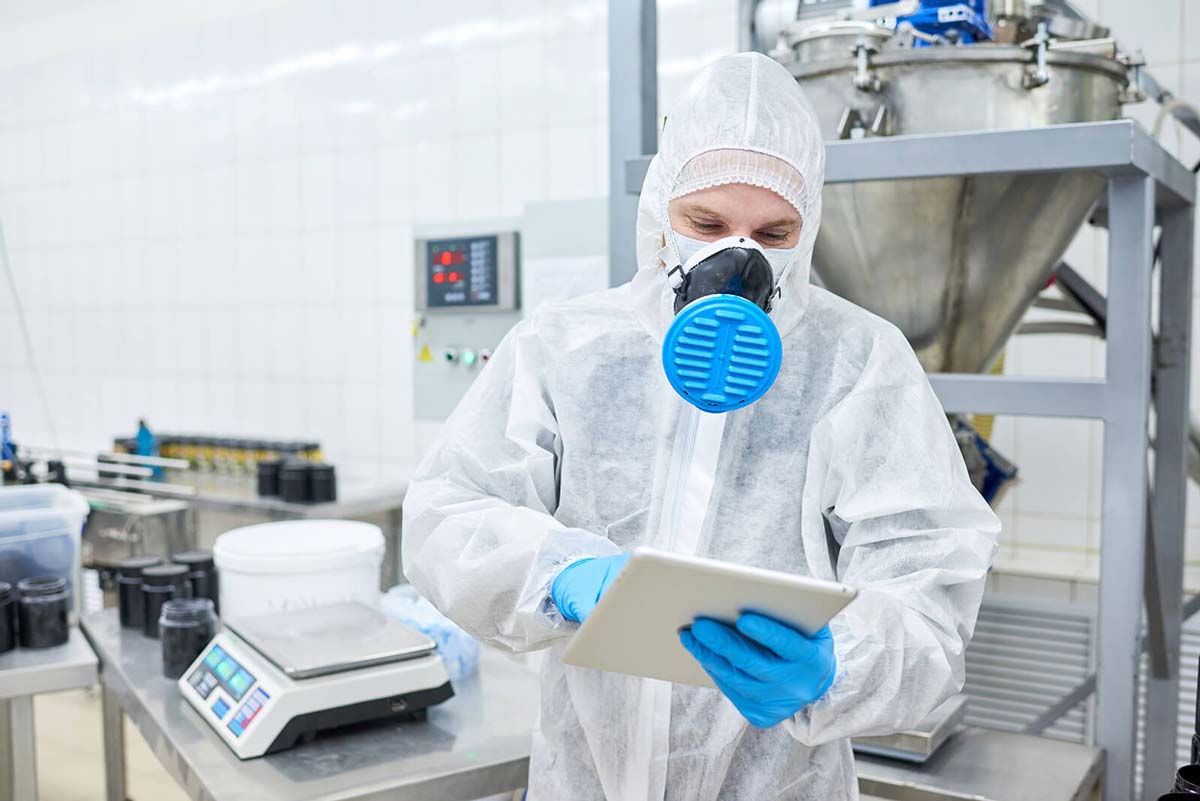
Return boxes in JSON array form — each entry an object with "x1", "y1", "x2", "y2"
[
  {"x1": 141, "y1": 564, "x2": 189, "y2": 638},
  {"x1": 160, "y1": 598, "x2": 216, "y2": 679},
  {"x1": 17, "y1": 575, "x2": 69, "y2": 648}
]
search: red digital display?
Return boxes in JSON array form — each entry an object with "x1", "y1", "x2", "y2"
[
  {"x1": 448, "y1": 271, "x2": 460, "y2": 282},
  {"x1": 437, "y1": 251, "x2": 466, "y2": 267},
  {"x1": 433, "y1": 273, "x2": 444, "y2": 284}
]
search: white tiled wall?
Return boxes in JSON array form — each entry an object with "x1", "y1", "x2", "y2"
[
  {"x1": 0, "y1": 0, "x2": 734, "y2": 481},
  {"x1": 1, "y1": 0, "x2": 1199, "y2": 589}
]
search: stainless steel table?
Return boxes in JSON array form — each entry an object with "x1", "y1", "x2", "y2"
[
  {"x1": 81, "y1": 610, "x2": 538, "y2": 801},
  {"x1": 0, "y1": 627, "x2": 99, "y2": 801},
  {"x1": 858, "y1": 727, "x2": 1104, "y2": 801}
]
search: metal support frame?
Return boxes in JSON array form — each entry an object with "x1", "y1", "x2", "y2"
[
  {"x1": 608, "y1": 0, "x2": 657, "y2": 287},
  {"x1": 611, "y1": 46, "x2": 1196, "y2": 795},
  {"x1": 101, "y1": 685, "x2": 127, "y2": 801},
  {"x1": 0, "y1": 698, "x2": 37, "y2": 801}
]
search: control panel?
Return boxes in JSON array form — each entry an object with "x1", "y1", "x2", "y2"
[
  {"x1": 181, "y1": 635, "x2": 276, "y2": 755},
  {"x1": 415, "y1": 233, "x2": 517, "y2": 312},
  {"x1": 413, "y1": 231, "x2": 521, "y2": 421}
]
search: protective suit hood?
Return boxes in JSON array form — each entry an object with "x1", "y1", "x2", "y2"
[{"x1": 633, "y1": 52, "x2": 826, "y2": 340}]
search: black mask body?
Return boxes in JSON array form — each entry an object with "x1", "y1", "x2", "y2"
[{"x1": 672, "y1": 246, "x2": 774, "y2": 314}]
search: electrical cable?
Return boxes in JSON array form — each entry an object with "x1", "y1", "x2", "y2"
[{"x1": 0, "y1": 220, "x2": 60, "y2": 450}]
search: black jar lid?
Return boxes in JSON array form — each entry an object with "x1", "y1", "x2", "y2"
[
  {"x1": 257, "y1": 459, "x2": 282, "y2": 475},
  {"x1": 279, "y1": 460, "x2": 309, "y2": 477},
  {"x1": 117, "y1": 555, "x2": 164, "y2": 577},
  {"x1": 0, "y1": 581, "x2": 11, "y2": 602},
  {"x1": 142, "y1": 564, "x2": 189, "y2": 586},
  {"x1": 173, "y1": 551, "x2": 214, "y2": 570},
  {"x1": 309, "y1": 463, "x2": 334, "y2": 477},
  {"x1": 18, "y1": 575, "x2": 67, "y2": 597}
]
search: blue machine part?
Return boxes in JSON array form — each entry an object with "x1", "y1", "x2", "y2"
[
  {"x1": 870, "y1": 0, "x2": 993, "y2": 44},
  {"x1": 662, "y1": 295, "x2": 783, "y2": 414},
  {"x1": 0, "y1": 412, "x2": 14, "y2": 464}
]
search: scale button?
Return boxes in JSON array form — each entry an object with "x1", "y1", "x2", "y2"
[
  {"x1": 212, "y1": 699, "x2": 230, "y2": 719},
  {"x1": 203, "y1": 647, "x2": 225, "y2": 668},
  {"x1": 228, "y1": 720, "x2": 244, "y2": 738},
  {"x1": 230, "y1": 670, "x2": 254, "y2": 697}
]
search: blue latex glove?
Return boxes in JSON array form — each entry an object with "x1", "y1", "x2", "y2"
[
  {"x1": 680, "y1": 613, "x2": 836, "y2": 728},
  {"x1": 550, "y1": 553, "x2": 631, "y2": 623}
]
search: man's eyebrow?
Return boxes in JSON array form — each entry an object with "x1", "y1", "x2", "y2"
[
  {"x1": 757, "y1": 217, "x2": 801, "y2": 229},
  {"x1": 682, "y1": 204, "x2": 726, "y2": 218}
]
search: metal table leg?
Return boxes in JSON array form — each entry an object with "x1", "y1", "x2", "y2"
[
  {"x1": 387, "y1": 507, "x2": 403, "y2": 587},
  {"x1": 101, "y1": 684, "x2": 127, "y2": 801},
  {"x1": 0, "y1": 696, "x2": 38, "y2": 801}
]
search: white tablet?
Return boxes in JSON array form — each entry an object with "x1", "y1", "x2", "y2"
[{"x1": 561, "y1": 547, "x2": 857, "y2": 688}]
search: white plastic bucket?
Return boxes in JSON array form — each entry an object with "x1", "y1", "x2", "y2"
[{"x1": 213, "y1": 520, "x2": 383, "y2": 620}]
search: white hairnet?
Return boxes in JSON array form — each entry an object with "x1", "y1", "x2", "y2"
[{"x1": 636, "y1": 52, "x2": 825, "y2": 321}]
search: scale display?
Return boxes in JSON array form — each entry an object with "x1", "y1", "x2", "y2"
[{"x1": 425, "y1": 236, "x2": 499, "y2": 308}]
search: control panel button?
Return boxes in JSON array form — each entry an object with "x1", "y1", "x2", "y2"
[
  {"x1": 212, "y1": 698, "x2": 231, "y2": 719},
  {"x1": 443, "y1": 348, "x2": 458, "y2": 363},
  {"x1": 203, "y1": 647, "x2": 225, "y2": 669},
  {"x1": 480, "y1": 349, "x2": 492, "y2": 364},
  {"x1": 461, "y1": 349, "x2": 477, "y2": 367}
]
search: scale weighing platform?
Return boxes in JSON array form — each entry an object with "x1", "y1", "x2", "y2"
[{"x1": 178, "y1": 602, "x2": 454, "y2": 759}]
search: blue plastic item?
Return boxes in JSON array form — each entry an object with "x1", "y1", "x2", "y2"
[
  {"x1": 136, "y1": 419, "x2": 162, "y2": 479},
  {"x1": 870, "y1": 0, "x2": 993, "y2": 44},
  {"x1": 680, "y1": 614, "x2": 837, "y2": 729},
  {"x1": 0, "y1": 412, "x2": 14, "y2": 466},
  {"x1": 662, "y1": 295, "x2": 782, "y2": 414},
  {"x1": 381, "y1": 584, "x2": 481, "y2": 681}
]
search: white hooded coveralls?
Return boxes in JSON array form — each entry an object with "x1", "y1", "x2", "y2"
[{"x1": 402, "y1": 52, "x2": 1000, "y2": 801}]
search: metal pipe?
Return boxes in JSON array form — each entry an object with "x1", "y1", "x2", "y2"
[
  {"x1": 1017, "y1": 321, "x2": 1104, "y2": 337},
  {"x1": 22, "y1": 445, "x2": 188, "y2": 471},
  {"x1": 67, "y1": 477, "x2": 196, "y2": 497}
]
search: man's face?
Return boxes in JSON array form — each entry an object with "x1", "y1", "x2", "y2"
[{"x1": 667, "y1": 183, "x2": 802, "y2": 250}]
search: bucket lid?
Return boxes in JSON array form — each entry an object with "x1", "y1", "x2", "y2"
[{"x1": 214, "y1": 520, "x2": 384, "y2": 575}]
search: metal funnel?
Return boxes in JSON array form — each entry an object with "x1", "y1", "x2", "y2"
[{"x1": 779, "y1": 40, "x2": 1127, "y2": 372}]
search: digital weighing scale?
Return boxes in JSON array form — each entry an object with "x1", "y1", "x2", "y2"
[{"x1": 178, "y1": 602, "x2": 454, "y2": 759}]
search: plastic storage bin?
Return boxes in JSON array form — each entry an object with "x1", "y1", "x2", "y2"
[
  {"x1": 0, "y1": 485, "x2": 88, "y2": 619},
  {"x1": 213, "y1": 520, "x2": 383, "y2": 620}
]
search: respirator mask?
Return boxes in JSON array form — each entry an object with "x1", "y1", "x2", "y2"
[{"x1": 661, "y1": 233, "x2": 793, "y2": 413}]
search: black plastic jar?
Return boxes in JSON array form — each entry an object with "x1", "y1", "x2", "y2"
[
  {"x1": 17, "y1": 575, "x2": 69, "y2": 648},
  {"x1": 0, "y1": 582, "x2": 15, "y2": 653},
  {"x1": 279, "y1": 460, "x2": 310, "y2": 503},
  {"x1": 141, "y1": 564, "x2": 189, "y2": 639},
  {"x1": 174, "y1": 551, "x2": 218, "y2": 614},
  {"x1": 1176, "y1": 764, "x2": 1200, "y2": 793},
  {"x1": 308, "y1": 463, "x2": 337, "y2": 503},
  {"x1": 256, "y1": 459, "x2": 282, "y2": 496},
  {"x1": 116, "y1": 555, "x2": 163, "y2": 629},
  {"x1": 160, "y1": 598, "x2": 216, "y2": 679}
]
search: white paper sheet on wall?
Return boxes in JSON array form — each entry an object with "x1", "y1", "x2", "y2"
[{"x1": 520, "y1": 256, "x2": 608, "y2": 319}]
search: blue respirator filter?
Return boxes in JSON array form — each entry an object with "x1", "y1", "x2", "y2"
[{"x1": 662, "y1": 294, "x2": 782, "y2": 413}]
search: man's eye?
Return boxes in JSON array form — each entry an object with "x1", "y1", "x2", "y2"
[
  {"x1": 757, "y1": 231, "x2": 788, "y2": 242},
  {"x1": 693, "y1": 222, "x2": 722, "y2": 232}
]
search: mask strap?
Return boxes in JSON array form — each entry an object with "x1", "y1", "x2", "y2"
[{"x1": 666, "y1": 264, "x2": 685, "y2": 291}]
